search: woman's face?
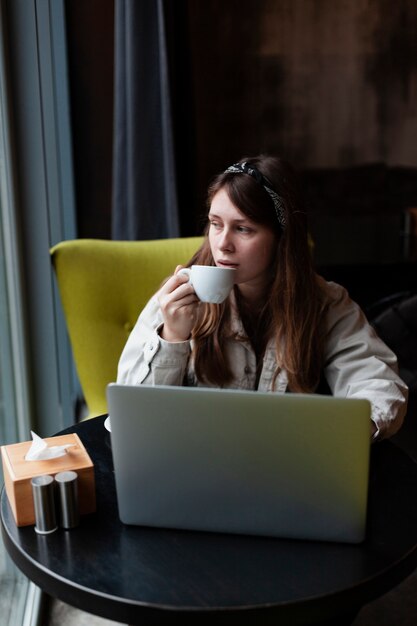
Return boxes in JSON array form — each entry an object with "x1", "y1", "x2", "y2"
[{"x1": 208, "y1": 188, "x2": 277, "y2": 301}]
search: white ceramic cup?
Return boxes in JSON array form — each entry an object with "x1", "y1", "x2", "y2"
[{"x1": 177, "y1": 265, "x2": 236, "y2": 303}]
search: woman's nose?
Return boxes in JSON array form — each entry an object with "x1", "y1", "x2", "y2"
[{"x1": 219, "y1": 229, "x2": 234, "y2": 251}]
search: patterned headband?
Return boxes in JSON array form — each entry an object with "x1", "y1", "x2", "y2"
[{"x1": 224, "y1": 162, "x2": 286, "y2": 229}]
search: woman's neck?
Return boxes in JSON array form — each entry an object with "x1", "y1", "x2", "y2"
[
  {"x1": 235, "y1": 284, "x2": 268, "y2": 315},
  {"x1": 234, "y1": 287, "x2": 271, "y2": 359}
]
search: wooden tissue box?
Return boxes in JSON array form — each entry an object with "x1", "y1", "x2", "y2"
[{"x1": 1, "y1": 433, "x2": 96, "y2": 527}]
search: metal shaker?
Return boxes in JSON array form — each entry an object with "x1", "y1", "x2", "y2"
[
  {"x1": 31, "y1": 475, "x2": 57, "y2": 534},
  {"x1": 55, "y1": 470, "x2": 80, "y2": 529}
]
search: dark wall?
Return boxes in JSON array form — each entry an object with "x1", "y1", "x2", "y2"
[
  {"x1": 188, "y1": 0, "x2": 417, "y2": 264},
  {"x1": 65, "y1": 0, "x2": 417, "y2": 263},
  {"x1": 189, "y1": 1, "x2": 417, "y2": 183}
]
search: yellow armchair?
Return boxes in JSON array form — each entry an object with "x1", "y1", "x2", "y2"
[{"x1": 51, "y1": 237, "x2": 203, "y2": 419}]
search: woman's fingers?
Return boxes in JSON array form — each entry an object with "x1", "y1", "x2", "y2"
[
  {"x1": 156, "y1": 267, "x2": 200, "y2": 342},
  {"x1": 160, "y1": 271, "x2": 190, "y2": 297},
  {"x1": 162, "y1": 294, "x2": 199, "y2": 314}
]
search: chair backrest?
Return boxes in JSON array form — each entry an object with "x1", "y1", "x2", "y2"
[{"x1": 51, "y1": 237, "x2": 204, "y2": 418}]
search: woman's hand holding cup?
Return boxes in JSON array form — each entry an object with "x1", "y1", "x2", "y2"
[
  {"x1": 158, "y1": 266, "x2": 200, "y2": 342},
  {"x1": 159, "y1": 264, "x2": 236, "y2": 343}
]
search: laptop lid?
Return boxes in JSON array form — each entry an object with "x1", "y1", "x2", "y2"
[{"x1": 106, "y1": 383, "x2": 371, "y2": 543}]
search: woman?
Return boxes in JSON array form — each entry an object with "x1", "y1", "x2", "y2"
[{"x1": 117, "y1": 155, "x2": 408, "y2": 440}]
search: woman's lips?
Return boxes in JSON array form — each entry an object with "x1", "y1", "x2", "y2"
[{"x1": 217, "y1": 260, "x2": 238, "y2": 268}]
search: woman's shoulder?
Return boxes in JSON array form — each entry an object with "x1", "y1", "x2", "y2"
[
  {"x1": 315, "y1": 274, "x2": 367, "y2": 333},
  {"x1": 316, "y1": 274, "x2": 351, "y2": 305}
]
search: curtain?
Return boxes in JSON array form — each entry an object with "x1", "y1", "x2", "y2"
[{"x1": 112, "y1": 0, "x2": 181, "y2": 240}]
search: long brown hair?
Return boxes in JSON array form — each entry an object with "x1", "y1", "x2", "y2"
[{"x1": 187, "y1": 155, "x2": 326, "y2": 393}]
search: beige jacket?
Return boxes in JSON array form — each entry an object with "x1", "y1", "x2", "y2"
[{"x1": 117, "y1": 278, "x2": 408, "y2": 440}]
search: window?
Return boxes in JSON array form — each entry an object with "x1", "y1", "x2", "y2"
[{"x1": 1, "y1": 1, "x2": 77, "y2": 622}]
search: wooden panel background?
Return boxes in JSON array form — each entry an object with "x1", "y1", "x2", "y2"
[
  {"x1": 189, "y1": 0, "x2": 417, "y2": 185},
  {"x1": 65, "y1": 0, "x2": 417, "y2": 263}
]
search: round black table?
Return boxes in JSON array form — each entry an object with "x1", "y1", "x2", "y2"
[{"x1": 2, "y1": 416, "x2": 417, "y2": 626}]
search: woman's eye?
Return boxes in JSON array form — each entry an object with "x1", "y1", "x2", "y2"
[
  {"x1": 236, "y1": 226, "x2": 252, "y2": 234},
  {"x1": 209, "y1": 220, "x2": 221, "y2": 229}
]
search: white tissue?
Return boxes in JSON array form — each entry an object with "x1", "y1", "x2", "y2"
[{"x1": 25, "y1": 431, "x2": 75, "y2": 461}]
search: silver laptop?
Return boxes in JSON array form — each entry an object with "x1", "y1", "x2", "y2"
[{"x1": 106, "y1": 383, "x2": 371, "y2": 543}]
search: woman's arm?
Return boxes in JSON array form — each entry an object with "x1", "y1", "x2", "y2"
[
  {"x1": 321, "y1": 280, "x2": 408, "y2": 440},
  {"x1": 116, "y1": 295, "x2": 191, "y2": 387},
  {"x1": 117, "y1": 268, "x2": 201, "y2": 387}
]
